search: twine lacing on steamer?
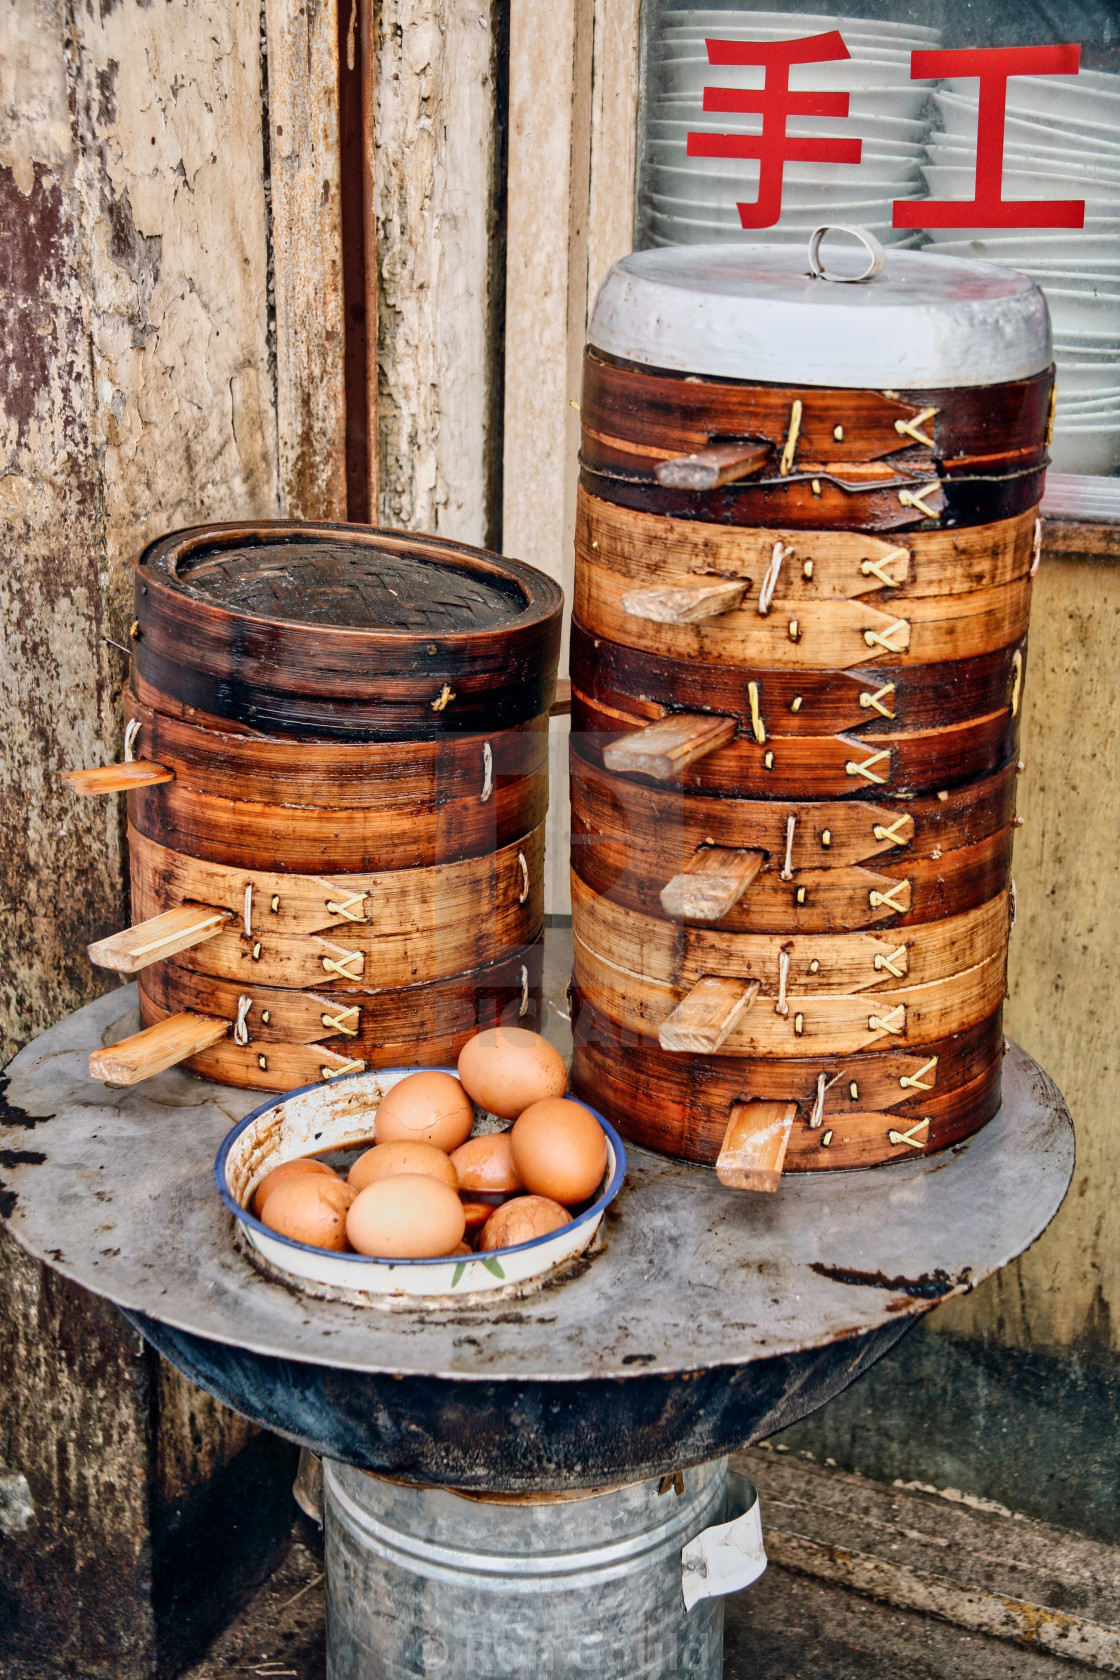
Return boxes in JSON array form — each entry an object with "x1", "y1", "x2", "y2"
[
  {"x1": 322, "y1": 1059, "x2": 365, "y2": 1080},
  {"x1": 859, "y1": 683, "x2": 895, "y2": 719},
  {"x1": 809, "y1": 1070, "x2": 845, "y2": 1129},
  {"x1": 868, "y1": 883, "x2": 909, "y2": 914},
  {"x1": 863, "y1": 619, "x2": 909, "y2": 654},
  {"x1": 846, "y1": 749, "x2": 891, "y2": 785},
  {"x1": 747, "y1": 682, "x2": 766, "y2": 745},
  {"x1": 322, "y1": 951, "x2": 363, "y2": 980},
  {"x1": 897, "y1": 483, "x2": 942, "y2": 520},
  {"x1": 780, "y1": 814, "x2": 796, "y2": 882},
  {"x1": 894, "y1": 409, "x2": 938, "y2": 448},
  {"x1": 775, "y1": 947, "x2": 791, "y2": 1017},
  {"x1": 860, "y1": 547, "x2": 910, "y2": 588},
  {"x1": 321, "y1": 1005, "x2": 360, "y2": 1037},
  {"x1": 519, "y1": 964, "x2": 529, "y2": 1018},
  {"x1": 123, "y1": 718, "x2": 142, "y2": 762},
  {"x1": 899, "y1": 1055, "x2": 937, "y2": 1092},
  {"x1": 872, "y1": 817, "x2": 910, "y2": 848},
  {"x1": 874, "y1": 946, "x2": 907, "y2": 979},
  {"x1": 517, "y1": 852, "x2": 530, "y2": 904},
  {"x1": 233, "y1": 995, "x2": 252, "y2": 1045},
  {"x1": 481, "y1": 741, "x2": 493, "y2": 803},
  {"x1": 758, "y1": 543, "x2": 787, "y2": 615},
  {"x1": 326, "y1": 893, "x2": 366, "y2": 922}
]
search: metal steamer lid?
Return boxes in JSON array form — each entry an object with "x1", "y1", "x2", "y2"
[{"x1": 588, "y1": 229, "x2": 1052, "y2": 390}]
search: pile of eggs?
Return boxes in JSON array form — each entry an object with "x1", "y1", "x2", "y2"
[{"x1": 248, "y1": 1027, "x2": 610, "y2": 1259}]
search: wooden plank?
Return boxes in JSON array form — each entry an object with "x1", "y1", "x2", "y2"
[
  {"x1": 621, "y1": 578, "x2": 749, "y2": 624},
  {"x1": 89, "y1": 1013, "x2": 229, "y2": 1086},
  {"x1": 660, "y1": 847, "x2": 765, "y2": 922},
  {"x1": 264, "y1": 0, "x2": 347, "y2": 521},
  {"x1": 717, "y1": 1100, "x2": 799, "y2": 1192},
  {"x1": 550, "y1": 677, "x2": 572, "y2": 717},
  {"x1": 63, "y1": 762, "x2": 173, "y2": 795},
  {"x1": 655, "y1": 442, "x2": 772, "y2": 490},
  {"x1": 658, "y1": 977, "x2": 760, "y2": 1053},
  {"x1": 602, "y1": 713, "x2": 737, "y2": 779},
  {"x1": 87, "y1": 906, "x2": 232, "y2": 974}
]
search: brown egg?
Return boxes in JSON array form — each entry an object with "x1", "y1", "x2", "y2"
[
  {"x1": 457, "y1": 1027, "x2": 567, "y2": 1120},
  {"x1": 450, "y1": 1132, "x2": 523, "y2": 1194},
  {"x1": 510, "y1": 1097, "x2": 608, "y2": 1206},
  {"x1": 460, "y1": 1197, "x2": 511, "y2": 1235},
  {"x1": 478, "y1": 1195, "x2": 572, "y2": 1251},
  {"x1": 374, "y1": 1071, "x2": 475, "y2": 1151},
  {"x1": 349, "y1": 1140, "x2": 458, "y2": 1194},
  {"x1": 260, "y1": 1175, "x2": 355, "y2": 1250},
  {"x1": 251, "y1": 1157, "x2": 337, "y2": 1220},
  {"x1": 452, "y1": 1240, "x2": 473, "y2": 1256},
  {"x1": 346, "y1": 1174, "x2": 466, "y2": 1259}
]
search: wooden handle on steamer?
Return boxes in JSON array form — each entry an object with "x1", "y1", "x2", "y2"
[
  {"x1": 64, "y1": 762, "x2": 174, "y2": 795},
  {"x1": 716, "y1": 1100, "x2": 799, "y2": 1192},
  {"x1": 655, "y1": 442, "x2": 772, "y2": 490},
  {"x1": 87, "y1": 905, "x2": 233, "y2": 974},
  {"x1": 89, "y1": 1011, "x2": 229, "y2": 1085},
  {"x1": 621, "y1": 578, "x2": 749, "y2": 625},
  {"x1": 657, "y1": 977, "x2": 760, "y2": 1053},
  {"x1": 660, "y1": 846, "x2": 765, "y2": 922},
  {"x1": 601, "y1": 713, "x2": 736, "y2": 780}
]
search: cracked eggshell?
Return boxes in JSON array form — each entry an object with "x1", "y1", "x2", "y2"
[{"x1": 373, "y1": 1070, "x2": 474, "y2": 1151}]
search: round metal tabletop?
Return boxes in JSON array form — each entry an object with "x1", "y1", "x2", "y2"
[{"x1": 0, "y1": 980, "x2": 1072, "y2": 1487}]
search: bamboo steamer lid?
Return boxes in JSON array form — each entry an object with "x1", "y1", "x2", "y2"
[
  {"x1": 588, "y1": 231, "x2": 1051, "y2": 389},
  {"x1": 133, "y1": 520, "x2": 563, "y2": 739}
]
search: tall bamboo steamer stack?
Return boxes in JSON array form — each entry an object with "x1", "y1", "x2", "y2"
[
  {"x1": 568, "y1": 231, "x2": 1052, "y2": 1187},
  {"x1": 81, "y1": 521, "x2": 562, "y2": 1092}
]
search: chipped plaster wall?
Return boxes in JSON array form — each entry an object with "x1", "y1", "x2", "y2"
[
  {"x1": 0, "y1": 0, "x2": 278, "y2": 1063},
  {"x1": 0, "y1": 4, "x2": 287, "y2": 1670},
  {"x1": 375, "y1": 0, "x2": 504, "y2": 546}
]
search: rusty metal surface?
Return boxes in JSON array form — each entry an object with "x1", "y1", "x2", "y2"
[{"x1": 0, "y1": 951, "x2": 1072, "y2": 1387}]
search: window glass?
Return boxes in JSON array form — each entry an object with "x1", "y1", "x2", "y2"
[{"x1": 636, "y1": 0, "x2": 1120, "y2": 475}]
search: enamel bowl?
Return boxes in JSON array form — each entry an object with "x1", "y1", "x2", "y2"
[{"x1": 215, "y1": 1066, "x2": 627, "y2": 1305}]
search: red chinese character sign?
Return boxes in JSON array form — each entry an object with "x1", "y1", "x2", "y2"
[
  {"x1": 687, "y1": 30, "x2": 861, "y2": 230},
  {"x1": 688, "y1": 32, "x2": 1087, "y2": 234},
  {"x1": 893, "y1": 45, "x2": 1086, "y2": 229}
]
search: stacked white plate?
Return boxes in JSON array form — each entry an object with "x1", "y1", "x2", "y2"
[
  {"x1": 638, "y1": 9, "x2": 941, "y2": 249},
  {"x1": 924, "y1": 68, "x2": 1120, "y2": 475}
]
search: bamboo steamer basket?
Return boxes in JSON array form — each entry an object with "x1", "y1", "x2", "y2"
[
  {"x1": 569, "y1": 232, "x2": 1050, "y2": 1187},
  {"x1": 69, "y1": 522, "x2": 561, "y2": 1092}
]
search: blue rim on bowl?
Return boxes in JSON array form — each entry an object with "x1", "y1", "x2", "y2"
[{"x1": 214, "y1": 1066, "x2": 627, "y2": 1289}]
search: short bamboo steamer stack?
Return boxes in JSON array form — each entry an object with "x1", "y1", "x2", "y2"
[
  {"x1": 69, "y1": 521, "x2": 562, "y2": 1091},
  {"x1": 569, "y1": 233, "x2": 1052, "y2": 1189}
]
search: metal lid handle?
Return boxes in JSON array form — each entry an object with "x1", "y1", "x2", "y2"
[{"x1": 808, "y1": 225, "x2": 886, "y2": 284}]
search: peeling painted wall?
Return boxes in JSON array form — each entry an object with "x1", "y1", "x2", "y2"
[
  {"x1": 0, "y1": 4, "x2": 288, "y2": 1670},
  {"x1": 0, "y1": 0, "x2": 279, "y2": 1063},
  {"x1": 374, "y1": 0, "x2": 505, "y2": 547}
]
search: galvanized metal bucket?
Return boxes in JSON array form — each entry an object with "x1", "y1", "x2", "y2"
[{"x1": 323, "y1": 1456, "x2": 763, "y2": 1678}]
